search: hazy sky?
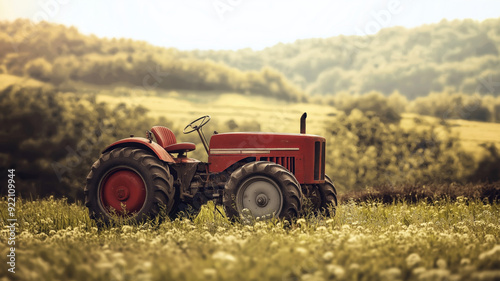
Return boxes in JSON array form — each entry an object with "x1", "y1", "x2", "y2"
[{"x1": 1, "y1": 0, "x2": 499, "y2": 50}]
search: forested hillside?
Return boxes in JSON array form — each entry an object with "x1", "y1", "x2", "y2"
[
  {"x1": 0, "y1": 19, "x2": 305, "y2": 101},
  {"x1": 2, "y1": 18, "x2": 499, "y2": 102},
  {"x1": 190, "y1": 18, "x2": 500, "y2": 99}
]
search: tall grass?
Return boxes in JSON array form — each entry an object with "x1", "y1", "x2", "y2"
[{"x1": 1, "y1": 197, "x2": 499, "y2": 281}]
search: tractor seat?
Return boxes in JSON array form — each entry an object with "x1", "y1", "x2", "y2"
[{"x1": 151, "y1": 126, "x2": 196, "y2": 154}]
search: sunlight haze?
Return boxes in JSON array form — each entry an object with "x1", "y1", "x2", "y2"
[{"x1": 1, "y1": 0, "x2": 500, "y2": 50}]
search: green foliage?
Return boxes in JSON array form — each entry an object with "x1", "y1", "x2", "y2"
[
  {"x1": 3, "y1": 18, "x2": 499, "y2": 103},
  {"x1": 1, "y1": 197, "x2": 499, "y2": 281},
  {"x1": 0, "y1": 19, "x2": 304, "y2": 102},
  {"x1": 409, "y1": 91, "x2": 500, "y2": 122},
  {"x1": 326, "y1": 90, "x2": 500, "y2": 123},
  {"x1": 326, "y1": 109, "x2": 476, "y2": 191},
  {"x1": 0, "y1": 85, "x2": 169, "y2": 200},
  {"x1": 23, "y1": 57, "x2": 52, "y2": 82},
  {"x1": 469, "y1": 144, "x2": 500, "y2": 183},
  {"x1": 325, "y1": 91, "x2": 407, "y2": 123},
  {"x1": 190, "y1": 18, "x2": 500, "y2": 99}
]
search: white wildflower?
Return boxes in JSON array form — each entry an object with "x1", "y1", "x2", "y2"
[
  {"x1": 413, "y1": 266, "x2": 427, "y2": 275},
  {"x1": 295, "y1": 247, "x2": 308, "y2": 255},
  {"x1": 471, "y1": 271, "x2": 500, "y2": 281},
  {"x1": 203, "y1": 268, "x2": 217, "y2": 279},
  {"x1": 212, "y1": 251, "x2": 237, "y2": 262},
  {"x1": 479, "y1": 245, "x2": 500, "y2": 260},
  {"x1": 326, "y1": 264, "x2": 345, "y2": 279},
  {"x1": 406, "y1": 253, "x2": 421, "y2": 268},
  {"x1": 323, "y1": 251, "x2": 334, "y2": 262},
  {"x1": 485, "y1": 234, "x2": 496, "y2": 243},
  {"x1": 436, "y1": 258, "x2": 447, "y2": 269},
  {"x1": 121, "y1": 225, "x2": 133, "y2": 234},
  {"x1": 349, "y1": 263, "x2": 360, "y2": 271},
  {"x1": 460, "y1": 258, "x2": 471, "y2": 266},
  {"x1": 380, "y1": 267, "x2": 401, "y2": 281},
  {"x1": 418, "y1": 269, "x2": 450, "y2": 280}
]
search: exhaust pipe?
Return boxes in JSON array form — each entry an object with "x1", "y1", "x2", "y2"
[{"x1": 300, "y1": 112, "x2": 307, "y2": 134}]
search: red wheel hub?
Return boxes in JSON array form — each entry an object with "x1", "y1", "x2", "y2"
[{"x1": 100, "y1": 169, "x2": 146, "y2": 215}]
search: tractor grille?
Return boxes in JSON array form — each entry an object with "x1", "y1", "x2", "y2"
[
  {"x1": 314, "y1": 141, "x2": 325, "y2": 180},
  {"x1": 321, "y1": 141, "x2": 325, "y2": 180},
  {"x1": 260, "y1": 157, "x2": 295, "y2": 174}
]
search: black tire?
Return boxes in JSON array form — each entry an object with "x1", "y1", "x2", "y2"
[
  {"x1": 317, "y1": 175, "x2": 338, "y2": 217},
  {"x1": 223, "y1": 161, "x2": 302, "y2": 221},
  {"x1": 301, "y1": 184, "x2": 322, "y2": 215},
  {"x1": 85, "y1": 147, "x2": 174, "y2": 224}
]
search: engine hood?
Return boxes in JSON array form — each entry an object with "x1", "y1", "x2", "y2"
[{"x1": 209, "y1": 132, "x2": 325, "y2": 151}]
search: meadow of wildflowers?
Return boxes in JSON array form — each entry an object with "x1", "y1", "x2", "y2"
[{"x1": 1, "y1": 197, "x2": 499, "y2": 281}]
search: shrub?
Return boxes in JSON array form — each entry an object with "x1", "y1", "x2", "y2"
[
  {"x1": 0, "y1": 85, "x2": 170, "y2": 201},
  {"x1": 24, "y1": 57, "x2": 52, "y2": 82},
  {"x1": 326, "y1": 109, "x2": 475, "y2": 191},
  {"x1": 327, "y1": 91, "x2": 407, "y2": 123},
  {"x1": 409, "y1": 91, "x2": 498, "y2": 122}
]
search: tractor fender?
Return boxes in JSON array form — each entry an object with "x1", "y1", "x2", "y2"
[{"x1": 102, "y1": 137, "x2": 175, "y2": 163}]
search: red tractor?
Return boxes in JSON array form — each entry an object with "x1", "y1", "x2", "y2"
[{"x1": 85, "y1": 113, "x2": 337, "y2": 223}]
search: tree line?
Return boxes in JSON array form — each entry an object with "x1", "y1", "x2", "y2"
[
  {"x1": 318, "y1": 91, "x2": 500, "y2": 123},
  {"x1": 2, "y1": 18, "x2": 499, "y2": 104},
  {"x1": 0, "y1": 20, "x2": 305, "y2": 102},
  {"x1": 189, "y1": 18, "x2": 500, "y2": 99}
]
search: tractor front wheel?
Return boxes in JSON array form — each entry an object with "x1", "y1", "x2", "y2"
[
  {"x1": 223, "y1": 161, "x2": 302, "y2": 221},
  {"x1": 85, "y1": 147, "x2": 174, "y2": 224}
]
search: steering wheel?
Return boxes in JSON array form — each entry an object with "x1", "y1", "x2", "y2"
[{"x1": 183, "y1": 115, "x2": 211, "y2": 134}]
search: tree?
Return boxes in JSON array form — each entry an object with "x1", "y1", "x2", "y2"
[{"x1": 24, "y1": 57, "x2": 52, "y2": 82}]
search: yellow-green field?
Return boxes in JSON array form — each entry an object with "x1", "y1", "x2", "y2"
[
  {"x1": 0, "y1": 74, "x2": 49, "y2": 91},
  {"x1": 97, "y1": 92, "x2": 500, "y2": 152},
  {"x1": 1, "y1": 197, "x2": 499, "y2": 281},
  {"x1": 97, "y1": 91, "x2": 337, "y2": 137},
  {"x1": 2, "y1": 72, "x2": 498, "y2": 150}
]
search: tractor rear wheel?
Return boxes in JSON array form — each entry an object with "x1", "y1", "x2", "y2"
[
  {"x1": 317, "y1": 175, "x2": 338, "y2": 216},
  {"x1": 223, "y1": 161, "x2": 302, "y2": 221},
  {"x1": 85, "y1": 147, "x2": 174, "y2": 224}
]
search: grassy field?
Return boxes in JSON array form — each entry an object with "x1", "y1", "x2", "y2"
[
  {"x1": 1, "y1": 197, "x2": 499, "y2": 281},
  {"x1": 2, "y1": 73, "x2": 498, "y2": 151},
  {"x1": 0, "y1": 74, "x2": 49, "y2": 91},
  {"x1": 401, "y1": 113, "x2": 500, "y2": 155},
  {"x1": 96, "y1": 91, "x2": 337, "y2": 138},
  {"x1": 97, "y1": 92, "x2": 500, "y2": 153}
]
